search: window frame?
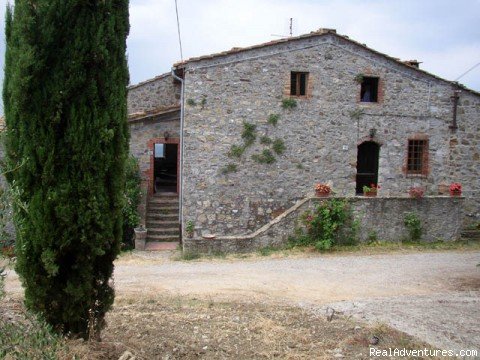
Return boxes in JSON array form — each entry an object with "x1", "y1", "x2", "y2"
[
  {"x1": 360, "y1": 76, "x2": 380, "y2": 103},
  {"x1": 290, "y1": 71, "x2": 309, "y2": 97},
  {"x1": 154, "y1": 143, "x2": 166, "y2": 159},
  {"x1": 406, "y1": 138, "x2": 429, "y2": 177}
]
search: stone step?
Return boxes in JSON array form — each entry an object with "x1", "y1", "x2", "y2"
[
  {"x1": 147, "y1": 214, "x2": 178, "y2": 221},
  {"x1": 148, "y1": 207, "x2": 179, "y2": 215},
  {"x1": 153, "y1": 192, "x2": 177, "y2": 197},
  {"x1": 147, "y1": 234, "x2": 180, "y2": 242},
  {"x1": 149, "y1": 202, "x2": 179, "y2": 209},
  {"x1": 460, "y1": 230, "x2": 480, "y2": 239},
  {"x1": 152, "y1": 194, "x2": 178, "y2": 200},
  {"x1": 149, "y1": 197, "x2": 179, "y2": 204},
  {"x1": 147, "y1": 228, "x2": 180, "y2": 236},
  {"x1": 147, "y1": 220, "x2": 179, "y2": 227}
]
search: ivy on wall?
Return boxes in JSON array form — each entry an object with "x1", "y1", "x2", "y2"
[{"x1": 219, "y1": 99, "x2": 298, "y2": 175}]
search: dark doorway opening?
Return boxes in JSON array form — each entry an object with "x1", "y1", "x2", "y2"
[
  {"x1": 154, "y1": 143, "x2": 178, "y2": 193},
  {"x1": 356, "y1": 141, "x2": 380, "y2": 195}
]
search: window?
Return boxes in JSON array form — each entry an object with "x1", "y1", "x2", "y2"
[
  {"x1": 360, "y1": 77, "x2": 379, "y2": 102},
  {"x1": 407, "y1": 139, "x2": 428, "y2": 175},
  {"x1": 290, "y1": 72, "x2": 309, "y2": 96},
  {"x1": 154, "y1": 143, "x2": 165, "y2": 158}
]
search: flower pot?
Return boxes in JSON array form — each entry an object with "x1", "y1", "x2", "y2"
[
  {"x1": 363, "y1": 191, "x2": 377, "y2": 197},
  {"x1": 134, "y1": 227, "x2": 147, "y2": 250},
  {"x1": 450, "y1": 190, "x2": 462, "y2": 197},
  {"x1": 315, "y1": 190, "x2": 331, "y2": 197},
  {"x1": 438, "y1": 183, "x2": 449, "y2": 195}
]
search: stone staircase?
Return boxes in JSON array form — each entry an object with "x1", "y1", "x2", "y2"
[
  {"x1": 460, "y1": 226, "x2": 480, "y2": 241},
  {"x1": 146, "y1": 193, "x2": 180, "y2": 244}
]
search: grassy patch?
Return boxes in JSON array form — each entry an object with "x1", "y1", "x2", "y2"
[
  {"x1": 176, "y1": 251, "x2": 201, "y2": 261},
  {"x1": 281, "y1": 98, "x2": 297, "y2": 109},
  {"x1": 267, "y1": 114, "x2": 280, "y2": 126},
  {"x1": 258, "y1": 246, "x2": 275, "y2": 256},
  {"x1": 252, "y1": 149, "x2": 276, "y2": 164},
  {"x1": 272, "y1": 139, "x2": 286, "y2": 155},
  {"x1": 227, "y1": 144, "x2": 245, "y2": 158}
]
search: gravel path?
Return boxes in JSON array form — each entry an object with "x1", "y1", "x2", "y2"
[{"x1": 5, "y1": 250, "x2": 480, "y2": 353}]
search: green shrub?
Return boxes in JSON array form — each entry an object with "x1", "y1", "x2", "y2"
[
  {"x1": 281, "y1": 98, "x2": 297, "y2": 109},
  {"x1": 260, "y1": 136, "x2": 272, "y2": 145},
  {"x1": 227, "y1": 144, "x2": 245, "y2": 158},
  {"x1": 291, "y1": 199, "x2": 357, "y2": 250},
  {"x1": 241, "y1": 122, "x2": 257, "y2": 147},
  {"x1": 267, "y1": 114, "x2": 280, "y2": 126},
  {"x1": 272, "y1": 139, "x2": 286, "y2": 155},
  {"x1": 252, "y1": 149, "x2": 276, "y2": 164},
  {"x1": 122, "y1": 156, "x2": 142, "y2": 250},
  {"x1": 404, "y1": 212, "x2": 422, "y2": 242},
  {"x1": 0, "y1": 311, "x2": 65, "y2": 359},
  {"x1": 259, "y1": 246, "x2": 274, "y2": 256}
]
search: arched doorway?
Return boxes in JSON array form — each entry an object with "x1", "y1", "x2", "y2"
[{"x1": 356, "y1": 141, "x2": 380, "y2": 195}]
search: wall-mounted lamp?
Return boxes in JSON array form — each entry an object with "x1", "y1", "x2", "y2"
[{"x1": 369, "y1": 128, "x2": 377, "y2": 139}]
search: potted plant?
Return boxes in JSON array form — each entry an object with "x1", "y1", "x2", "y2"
[
  {"x1": 449, "y1": 182, "x2": 462, "y2": 196},
  {"x1": 408, "y1": 186, "x2": 425, "y2": 199},
  {"x1": 185, "y1": 220, "x2": 195, "y2": 238},
  {"x1": 315, "y1": 183, "x2": 331, "y2": 197},
  {"x1": 363, "y1": 183, "x2": 380, "y2": 197},
  {"x1": 437, "y1": 182, "x2": 449, "y2": 195},
  {"x1": 134, "y1": 226, "x2": 147, "y2": 250}
]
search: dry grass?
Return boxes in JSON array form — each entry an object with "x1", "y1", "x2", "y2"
[
  {"x1": 1, "y1": 294, "x2": 443, "y2": 359},
  {"x1": 101, "y1": 295, "x2": 437, "y2": 359}
]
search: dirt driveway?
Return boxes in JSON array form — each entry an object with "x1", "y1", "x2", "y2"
[{"x1": 5, "y1": 250, "x2": 480, "y2": 354}]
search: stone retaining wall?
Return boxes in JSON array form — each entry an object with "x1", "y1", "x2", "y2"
[{"x1": 183, "y1": 196, "x2": 464, "y2": 253}]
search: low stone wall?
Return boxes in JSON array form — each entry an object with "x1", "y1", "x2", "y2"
[{"x1": 182, "y1": 196, "x2": 464, "y2": 253}]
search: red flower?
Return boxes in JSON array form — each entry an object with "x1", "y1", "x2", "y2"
[{"x1": 449, "y1": 183, "x2": 462, "y2": 192}]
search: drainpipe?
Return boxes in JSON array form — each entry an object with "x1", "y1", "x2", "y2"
[
  {"x1": 171, "y1": 67, "x2": 185, "y2": 239},
  {"x1": 450, "y1": 88, "x2": 461, "y2": 130}
]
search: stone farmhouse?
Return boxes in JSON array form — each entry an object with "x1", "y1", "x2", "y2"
[{"x1": 127, "y1": 29, "x2": 480, "y2": 252}]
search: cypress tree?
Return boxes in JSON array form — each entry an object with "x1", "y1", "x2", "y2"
[{"x1": 3, "y1": 0, "x2": 130, "y2": 337}]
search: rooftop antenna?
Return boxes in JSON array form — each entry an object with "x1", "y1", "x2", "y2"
[{"x1": 271, "y1": 18, "x2": 294, "y2": 38}]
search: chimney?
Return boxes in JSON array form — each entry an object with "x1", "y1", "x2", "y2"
[
  {"x1": 403, "y1": 60, "x2": 421, "y2": 69},
  {"x1": 313, "y1": 28, "x2": 337, "y2": 34}
]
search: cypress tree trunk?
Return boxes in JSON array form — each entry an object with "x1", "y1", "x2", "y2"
[{"x1": 3, "y1": 0, "x2": 129, "y2": 338}]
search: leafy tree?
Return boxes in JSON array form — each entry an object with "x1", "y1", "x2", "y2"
[
  {"x1": 3, "y1": 0, "x2": 130, "y2": 338},
  {"x1": 122, "y1": 156, "x2": 141, "y2": 249}
]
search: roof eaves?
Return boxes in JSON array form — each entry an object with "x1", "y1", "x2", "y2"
[
  {"x1": 128, "y1": 72, "x2": 172, "y2": 90},
  {"x1": 128, "y1": 105, "x2": 180, "y2": 122}
]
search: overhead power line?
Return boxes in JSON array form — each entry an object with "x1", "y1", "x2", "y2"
[
  {"x1": 174, "y1": 0, "x2": 183, "y2": 61},
  {"x1": 454, "y1": 60, "x2": 480, "y2": 81}
]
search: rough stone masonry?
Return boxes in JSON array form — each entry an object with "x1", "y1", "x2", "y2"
[{"x1": 127, "y1": 29, "x2": 480, "y2": 252}]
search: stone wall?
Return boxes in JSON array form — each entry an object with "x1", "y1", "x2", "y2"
[
  {"x1": 179, "y1": 32, "x2": 480, "y2": 241},
  {"x1": 128, "y1": 111, "x2": 180, "y2": 225},
  {"x1": 183, "y1": 196, "x2": 464, "y2": 254},
  {"x1": 127, "y1": 73, "x2": 181, "y2": 115}
]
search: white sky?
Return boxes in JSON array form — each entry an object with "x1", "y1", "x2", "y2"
[
  {"x1": 1, "y1": 0, "x2": 479, "y2": 114},
  {"x1": 127, "y1": 0, "x2": 480, "y2": 89}
]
